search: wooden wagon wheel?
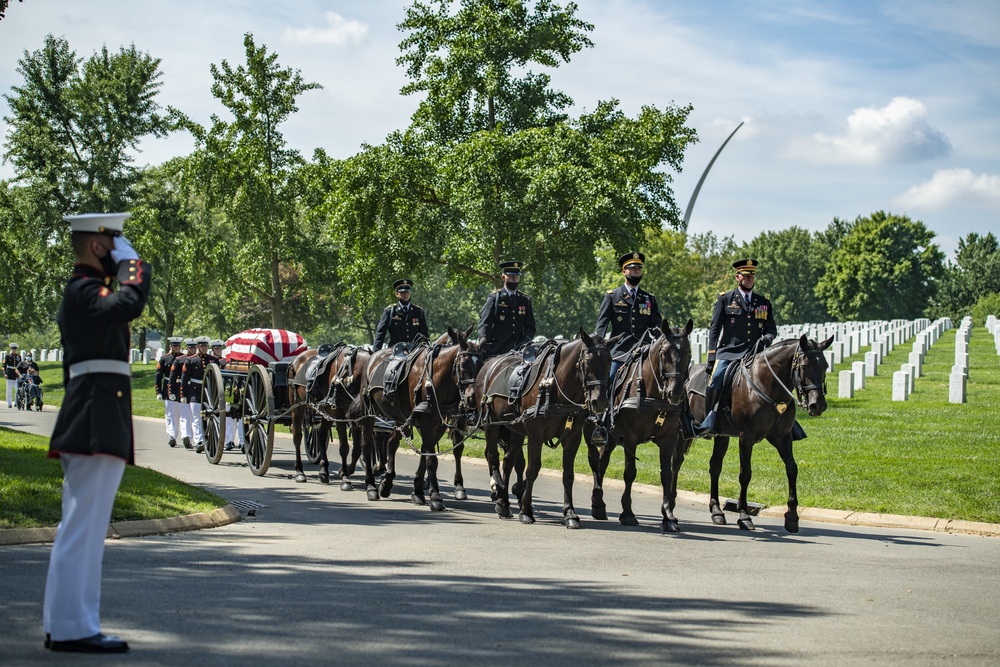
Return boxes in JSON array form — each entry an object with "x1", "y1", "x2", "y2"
[
  {"x1": 242, "y1": 364, "x2": 275, "y2": 476},
  {"x1": 201, "y1": 363, "x2": 225, "y2": 464},
  {"x1": 303, "y1": 405, "x2": 329, "y2": 465}
]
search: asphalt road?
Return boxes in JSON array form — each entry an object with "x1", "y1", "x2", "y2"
[{"x1": 2, "y1": 406, "x2": 999, "y2": 666}]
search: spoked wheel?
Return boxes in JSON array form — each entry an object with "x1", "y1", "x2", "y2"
[
  {"x1": 201, "y1": 363, "x2": 225, "y2": 464},
  {"x1": 242, "y1": 365, "x2": 275, "y2": 476},
  {"x1": 303, "y1": 407, "x2": 328, "y2": 465}
]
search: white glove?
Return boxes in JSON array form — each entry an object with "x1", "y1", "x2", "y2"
[{"x1": 110, "y1": 236, "x2": 140, "y2": 263}]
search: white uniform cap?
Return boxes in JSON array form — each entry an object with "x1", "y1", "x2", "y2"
[
  {"x1": 183, "y1": 338, "x2": 196, "y2": 346},
  {"x1": 209, "y1": 339, "x2": 224, "y2": 347},
  {"x1": 167, "y1": 336, "x2": 184, "y2": 345},
  {"x1": 195, "y1": 336, "x2": 210, "y2": 345},
  {"x1": 63, "y1": 212, "x2": 130, "y2": 235}
]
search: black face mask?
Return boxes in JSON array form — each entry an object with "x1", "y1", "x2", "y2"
[
  {"x1": 505, "y1": 281, "x2": 519, "y2": 291},
  {"x1": 625, "y1": 275, "x2": 641, "y2": 287},
  {"x1": 99, "y1": 250, "x2": 119, "y2": 277}
]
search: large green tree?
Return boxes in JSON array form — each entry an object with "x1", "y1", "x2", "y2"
[
  {"x1": 815, "y1": 211, "x2": 945, "y2": 320},
  {"x1": 742, "y1": 226, "x2": 829, "y2": 324},
  {"x1": 930, "y1": 232, "x2": 1000, "y2": 320},
  {"x1": 190, "y1": 33, "x2": 322, "y2": 329}
]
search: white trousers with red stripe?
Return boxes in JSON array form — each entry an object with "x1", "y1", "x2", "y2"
[{"x1": 43, "y1": 453, "x2": 125, "y2": 641}]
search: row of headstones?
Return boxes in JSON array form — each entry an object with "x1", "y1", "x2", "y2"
[
  {"x1": 945, "y1": 317, "x2": 975, "y2": 404},
  {"x1": 26, "y1": 348, "x2": 154, "y2": 364}
]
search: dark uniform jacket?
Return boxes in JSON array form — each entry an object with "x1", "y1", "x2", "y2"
[
  {"x1": 595, "y1": 284, "x2": 663, "y2": 361},
  {"x1": 155, "y1": 350, "x2": 176, "y2": 398},
  {"x1": 478, "y1": 289, "x2": 536, "y2": 358},
  {"x1": 3, "y1": 352, "x2": 21, "y2": 380},
  {"x1": 181, "y1": 353, "x2": 205, "y2": 404},
  {"x1": 373, "y1": 302, "x2": 430, "y2": 350},
  {"x1": 205, "y1": 353, "x2": 221, "y2": 366},
  {"x1": 168, "y1": 354, "x2": 186, "y2": 402},
  {"x1": 707, "y1": 288, "x2": 777, "y2": 364},
  {"x1": 49, "y1": 259, "x2": 151, "y2": 464}
]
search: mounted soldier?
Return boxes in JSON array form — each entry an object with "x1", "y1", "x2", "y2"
[
  {"x1": 373, "y1": 278, "x2": 430, "y2": 351},
  {"x1": 478, "y1": 260, "x2": 536, "y2": 359}
]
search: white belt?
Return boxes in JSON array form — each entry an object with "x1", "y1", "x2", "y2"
[
  {"x1": 189, "y1": 379, "x2": 203, "y2": 384},
  {"x1": 68, "y1": 359, "x2": 132, "y2": 380}
]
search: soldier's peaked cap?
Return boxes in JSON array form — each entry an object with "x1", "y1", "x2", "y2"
[
  {"x1": 733, "y1": 258, "x2": 759, "y2": 273},
  {"x1": 195, "y1": 336, "x2": 210, "y2": 345},
  {"x1": 393, "y1": 278, "x2": 413, "y2": 291},
  {"x1": 9, "y1": 343, "x2": 18, "y2": 349},
  {"x1": 167, "y1": 336, "x2": 183, "y2": 345},
  {"x1": 499, "y1": 260, "x2": 523, "y2": 274},
  {"x1": 63, "y1": 212, "x2": 130, "y2": 235},
  {"x1": 618, "y1": 252, "x2": 645, "y2": 269},
  {"x1": 209, "y1": 339, "x2": 224, "y2": 347},
  {"x1": 183, "y1": 338, "x2": 196, "y2": 346}
]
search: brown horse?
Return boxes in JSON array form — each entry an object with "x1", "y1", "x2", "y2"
[
  {"x1": 475, "y1": 329, "x2": 612, "y2": 528},
  {"x1": 686, "y1": 334, "x2": 833, "y2": 533},
  {"x1": 586, "y1": 319, "x2": 694, "y2": 532},
  {"x1": 349, "y1": 327, "x2": 482, "y2": 511},
  {"x1": 289, "y1": 344, "x2": 374, "y2": 487}
]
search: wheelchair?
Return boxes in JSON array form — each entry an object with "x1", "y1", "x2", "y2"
[
  {"x1": 16, "y1": 378, "x2": 43, "y2": 411},
  {"x1": 14, "y1": 379, "x2": 27, "y2": 410}
]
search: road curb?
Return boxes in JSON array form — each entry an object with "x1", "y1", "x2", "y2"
[{"x1": 0, "y1": 503, "x2": 241, "y2": 546}]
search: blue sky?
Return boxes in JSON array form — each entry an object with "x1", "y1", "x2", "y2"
[{"x1": 1, "y1": 0, "x2": 997, "y2": 257}]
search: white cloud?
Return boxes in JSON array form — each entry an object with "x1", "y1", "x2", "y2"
[
  {"x1": 796, "y1": 97, "x2": 951, "y2": 165},
  {"x1": 282, "y1": 12, "x2": 368, "y2": 46},
  {"x1": 893, "y1": 168, "x2": 1000, "y2": 210}
]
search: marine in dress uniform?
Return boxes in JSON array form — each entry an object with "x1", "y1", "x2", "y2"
[
  {"x1": 155, "y1": 336, "x2": 183, "y2": 447},
  {"x1": 182, "y1": 336, "x2": 208, "y2": 452},
  {"x1": 595, "y1": 251, "x2": 663, "y2": 386},
  {"x1": 700, "y1": 258, "x2": 777, "y2": 435},
  {"x1": 478, "y1": 261, "x2": 536, "y2": 358},
  {"x1": 43, "y1": 212, "x2": 151, "y2": 654},
  {"x1": 373, "y1": 278, "x2": 430, "y2": 350},
  {"x1": 4, "y1": 343, "x2": 22, "y2": 408},
  {"x1": 170, "y1": 339, "x2": 196, "y2": 448}
]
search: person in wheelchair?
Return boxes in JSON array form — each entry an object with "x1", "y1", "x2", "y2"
[{"x1": 18, "y1": 366, "x2": 44, "y2": 410}]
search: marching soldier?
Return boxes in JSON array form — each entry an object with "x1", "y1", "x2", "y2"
[
  {"x1": 155, "y1": 336, "x2": 183, "y2": 447},
  {"x1": 211, "y1": 339, "x2": 244, "y2": 452},
  {"x1": 4, "y1": 343, "x2": 22, "y2": 408},
  {"x1": 169, "y1": 339, "x2": 195, "y2": 448},
  {"x1": 182, "y1": 336, "x2": 208, "y2": 453},
  {"x1": 595, "y1": 251, "x2": 663, "y2": 387},
  {"x1": 206, "y1": 339, "x2": 224, "y2": 367},
  {"x1": 44, "y1": 212, "x2": 151, "y2": 653},
  {"x1": 478, "y1": 260, "x2": 536, "y2": 358},
  {"x1": 373, "y1": 278, "x2": 430, "y2": 350},
  {"x1": 700, "y1": 258, "x2": 777, "y2": 435}
]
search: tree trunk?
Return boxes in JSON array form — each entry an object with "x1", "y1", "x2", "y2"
[
  {"x1": 165, "y1": 311, "x2": 175, "y2": 338},
  {"x1": 270, "y1": 251, "x2": 284, "y2": 328},
  {"x1": 138, "y1": 327, "x2": 147, "y2": 352}
]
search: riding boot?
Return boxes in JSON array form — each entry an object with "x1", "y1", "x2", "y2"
[
  {"x1": 697, "y1": 387, "x2": 718, "y2": 438},
  {"x1": 790, "y1": 420, "x2": 807, "y2": 441},
  {"x1": 590, "y1": 411, "x2": 609, "y2": 447}
]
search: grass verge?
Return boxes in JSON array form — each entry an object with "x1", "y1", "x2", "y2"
[{"x1": 0, "y1": 427, "x2": 228, "y2": 529}]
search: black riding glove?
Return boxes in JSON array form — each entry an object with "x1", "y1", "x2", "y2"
[{"x1": 761, "y1": 334, "x2": 774, "y2": 348}]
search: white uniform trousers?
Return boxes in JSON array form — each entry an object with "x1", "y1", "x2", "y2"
[
  {"x1": 43, "y1": 453, "x2": 126, "y2": 641},
  {"x1": 164, "y1": 399, "x2": 180, "y2": 440},
  {"x1": 189, "y1": 401, "x2": 203, "y2": 444},
  {"x1": 225, "y1": 410, "x2": 245, "y2": 445},
  {"x1": 178, "y1": 401, "x2": 192, "y2": 440},
  {"x1": 6, "y1": 378, "x2": 15, "y2": 407}
]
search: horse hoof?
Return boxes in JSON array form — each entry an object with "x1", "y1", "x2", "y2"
[
  {"x1": 592, "y1": 505, "x2": 608, "y2": 521},
  {"x1": 366, "y1": 488, "x2": 379, "y2": 501},
  {"x1": 519, "y1": 513, "x2": 535, "y2": 525},
  {"x1": 454, "y1": 486, "x2": 467, "y2": 501},
  {"x1": 737, "y1": 518, "x2": 756, "y2": 531},
  {"x1": 565, "y1": 517, "x2": 582, "y2": 530},
  {"x1": 411, "y1": 493, "x2": 427, "y2": 506},
  {"x1": 378, "y1": 480, "x2": 392, "y2": 498},
  {"x1": 295, "y1": 473, "x2": 307, "y2": 483},
  {"x1": 497, "y1": 504, "x2": 512, "y2": 519},
  {"x1": 663, "y1": 519, "x2": 680, "y2": 533},
  {"x1": 430, "y1": 498, "x2": 446, "y2": 512},
  {"x1": 619, "y1": 515, "x2": 639, "y2": 527},
  {"x1": 319, "y1": 471, "x2": 330, "y2": 485},
  {"x1": 785, "y1": 513, "x2": 800, "y2": 534},
  {"x1": 340, "y1": 480, "x2": 353, "y2": 492},
  {"x1": 711, "y1": 513, "x2": 727, "y2": 525}
]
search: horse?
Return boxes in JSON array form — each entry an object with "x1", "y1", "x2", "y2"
[
  {"x1": 349, "y1": 326, "x2": 482, "y2": 510},
  {"x1": 586, "y1": 319, "x2": 694, "y2": 532},
  {"x1": 475, "y1": 329, "x2": 612, "y2": 529},
  {"x1": 685, "y1": 334, "x2": 833, "y2": 533},
  {"x1": 288, "y1": 344, "x2": 374, "y2": 488}
]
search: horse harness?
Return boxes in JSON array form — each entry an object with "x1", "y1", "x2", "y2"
[
  {"x1": 614, "y1": 335, "x2": 685, "y2": 427},
  {"x1": 742, "y1": 344, "x2": 828, "y2": 414}
]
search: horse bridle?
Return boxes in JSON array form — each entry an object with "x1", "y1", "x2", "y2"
[
  {"x1": 453, "y1": 347, "x2": 484, "y2": 411},
  {"x1": 551, "y1": 339, "x2": 607, "y2": 421},
  {"x1": 755, "y1": 344, "x2": 828, "y2": 410}
]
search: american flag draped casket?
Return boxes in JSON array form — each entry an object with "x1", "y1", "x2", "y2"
[{"x1": 223, "y1": 328, "x2": 308, "y2": 367}]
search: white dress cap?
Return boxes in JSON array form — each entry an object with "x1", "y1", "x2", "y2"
[{"x1": 63, "y1": 212, "x2": 130, "y2": 234}]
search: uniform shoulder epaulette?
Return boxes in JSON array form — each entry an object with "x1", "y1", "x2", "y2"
[
  {"x1": 606, "y1": 289, "x2": 614, "y2": 294},
  {"x1": 718, "y1": 291, "x2": 726, "y2": 296}
]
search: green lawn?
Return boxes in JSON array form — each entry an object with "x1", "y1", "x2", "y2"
[
  {"x1": 27, "y1": 328, "x2": 1000, "y2": 525},
  {"x1": 0, "y1": 427, "x2": 227, "y2": 529}
]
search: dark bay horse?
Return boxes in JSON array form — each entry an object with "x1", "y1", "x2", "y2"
[
  {"x1": 289, "y1": 344, "x2": 375, "y2": 487},
  {"x1": 475, "y1": 329, "x2": 612, "y2": 529},
  {"x1": 349, "y1": 327, "x2": 482, "y2": 511},
  {"x1": 686, "y1": 334, "x2": 833, "y2": 533},
  {"x1": 586, "y1": 319, "x2": 694, "y2": 532}
]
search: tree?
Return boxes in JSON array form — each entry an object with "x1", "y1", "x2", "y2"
[
  {"x1": 191, "y1": 33, "x2": 322, "y2": 328},
  {"x1": 815, "y1": 211, "x2": 945, "y2": 321},
  {"x1": 3, "y1": 34, "x2": 179, "y2": 214},
  {"x1": 930, "y1": 232, "x2": 1000, "y2": 320},
  {"x1": 0, "y1": 0, "x2": 23, "y2": 21},
  {"x1": 742, "y1": 226, "x2": 829, "y2": 324}
]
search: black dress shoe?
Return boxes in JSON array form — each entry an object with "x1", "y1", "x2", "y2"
[
  {"x1": 168, "y1": 437, "x2": 177, "y2": 448},
  {"x1": 195, "y1": 441, "x2": 205, "y2": 453},
  {"x1": 183, "y1": 437, "x2": 193, "y2": 449},
  {"x1": 47, "y1": 633, "x2": 129, "y2": 653}
]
